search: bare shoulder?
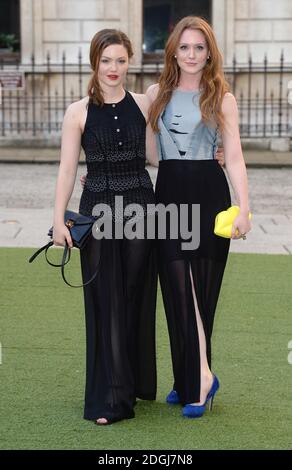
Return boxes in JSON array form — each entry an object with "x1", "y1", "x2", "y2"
[
  {"x1": 222, "y1": 92, "x2": 238, "y2": 114},
  {"x1": 64, "y1": 97, "x2": 89, "y2": 131},
  {"x1": 129, "y1": 91, "x2": 151, "y2": 106},
  {"x1": 145, "y1": 83, "x2": 159, "y2": 101},
  {"x1": 129, "y1": 92, "x2": 151, "y2": 118},
  {"x1": 65, "y1": 97, "x2": 86, "y2": 116}
]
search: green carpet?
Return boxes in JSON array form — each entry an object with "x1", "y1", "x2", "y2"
[{"x1": 0, "y1": 248, "x2": 291, "y2": 450}]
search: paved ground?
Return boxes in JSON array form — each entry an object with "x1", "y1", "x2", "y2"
[
  {"x1": 0, "y1": 148, "x2": 291, "y2": 167},
  {"x1": 0, "y1": 162, "x2": 291, "y2": 254}
]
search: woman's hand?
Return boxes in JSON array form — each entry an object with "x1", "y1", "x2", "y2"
[
  {"x1": 80, "y1": 174, "x2": 87, "y2": 188},
  {"x1": 215, "y1": 147, "x2": 225, "y2": 167},
  {"x1": 231, "y1": 213, "x2": 251, "y2": 240},
  {"x1": 53, "y1": 222, "x2": 73, "y2": 248}
]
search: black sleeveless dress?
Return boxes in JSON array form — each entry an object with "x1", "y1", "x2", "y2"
[{"x1": 79, "y1": 91, "x2": 157, "y2": 423}]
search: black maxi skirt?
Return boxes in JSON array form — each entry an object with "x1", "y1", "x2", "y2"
[
  {"x1": 155, "y1": 159, "x2": 231, "y2": 405},
  {"x1": 80, "y1": 229, "x2": 157, "y2": 423}
]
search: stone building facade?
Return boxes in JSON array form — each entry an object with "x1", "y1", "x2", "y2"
[
  {"x1": 1, "y1": 0, "x2": 291, "y2": 147},
  {"x1": 20, "y1": 0, "x2": 143, "y2": 66},
  {"x1": 17, "y1": 0, "x2": 292, "y2": 66}
]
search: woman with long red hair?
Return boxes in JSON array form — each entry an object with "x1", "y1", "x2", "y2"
[
  {"x1": 147, "y1": 16, "x2": 251, "y2": 418},
  {"x1": 53, "y1": 29, "x2": 159, "y2": 425}
]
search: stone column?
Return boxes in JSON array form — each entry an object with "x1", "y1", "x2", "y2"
[
  {"x1": 20, "y1": 0, "x2": 34, "y2": 64},
  {"x1": 127, "y1": 0, "x2": 143, "y2": 67},
  {"x1": 20, "y1": 0, "x2": 44, "y2": 64},
  {"x1": 212, "y1": 0, "x2": 235, "y2": 66},
  {"x1": 33, "y1": 0, "x2": 44, "y2": 64},
  {"x1": 212, "y1": 0, "x2": 226, "y2": 61}
]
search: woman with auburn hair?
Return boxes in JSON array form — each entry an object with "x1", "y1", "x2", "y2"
[
  {"x1": 147, "y1": 16, "x2": 251, "y2": 418},
  {"x1": 53, "y1": 29, "x2": 159, "y2": 425}
]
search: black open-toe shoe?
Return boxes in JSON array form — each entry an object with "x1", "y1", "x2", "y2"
[
  {"x1": 95, "y1": 418, "x2": 111, "y2": 426},
  {"x1": 95, "y1": 413, "x2": 134, "y2": 426}
]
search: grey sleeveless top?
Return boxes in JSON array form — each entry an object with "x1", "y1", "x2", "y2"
[{"x1": 157, "y1": 89, "x2": 219, "y2": 161}]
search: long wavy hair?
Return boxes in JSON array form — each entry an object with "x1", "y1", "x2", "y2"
[
  {"x1": 87, "y1": 29, "x2": 133, "y2": 106},
  {"x1": 149, "y1": 16, "x2": 230, "y2": 132}
]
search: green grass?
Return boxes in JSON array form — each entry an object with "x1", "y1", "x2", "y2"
[{"x1": 0, "y1": 248, "x2": 291, "y2": 450}]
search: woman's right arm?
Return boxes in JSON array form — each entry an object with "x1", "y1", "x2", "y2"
[{"x1": 53, "y1": 103, "x2": 82, "y2": 247}]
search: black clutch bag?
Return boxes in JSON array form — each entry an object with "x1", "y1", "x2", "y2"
[
  {"x1": 47, "y1": 210, "x2": 96, "y2": 249},
  {"x1": 28, "y1": 210, "x2": 100, "y2": 288}
]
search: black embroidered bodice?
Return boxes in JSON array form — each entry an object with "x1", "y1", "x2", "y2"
[{"x1": 79, "y1": 91, "x2": 154, "y2": 219}]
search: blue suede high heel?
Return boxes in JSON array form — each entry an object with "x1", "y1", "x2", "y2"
[
  {"x1": 182, "y1": 375, "x2": 220, "y2": 418},
  {"x1": 166, "y1": 390, "x2": 180, "y2": 405},
  {"x1": 205, "y1": 375, "x2": 220, "y2": 411}
]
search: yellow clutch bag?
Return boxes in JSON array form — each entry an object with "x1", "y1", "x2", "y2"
[{"x1": 214, "y1": 205, "x2": 252, "y2": 238}]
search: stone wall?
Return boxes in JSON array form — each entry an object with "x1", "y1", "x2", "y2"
[
  {"x1": 213, "y1": 0, "x2": 292, "y2": 65},
  {"x1": 20, "y1": 0, "x2": 142, "y2": 65},
  {"x1": 19, "y1": 0, "x2": 292, "y2": 66}
]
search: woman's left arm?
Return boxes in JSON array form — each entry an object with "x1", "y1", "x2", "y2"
[{"x1": 221, "y1": 93, "x2": 251, "y2": 239}]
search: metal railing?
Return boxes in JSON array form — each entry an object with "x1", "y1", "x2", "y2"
[{"x1": 0, "y1": 51, "x2": 291, "y2": 138}]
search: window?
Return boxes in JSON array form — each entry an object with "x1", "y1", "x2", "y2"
[
  {"x1": 143, "y1": 0, "x2": 211, "y2": 62},
  {"x1": 0, "y1": 0, "x2": 20, "y2": 53}
]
